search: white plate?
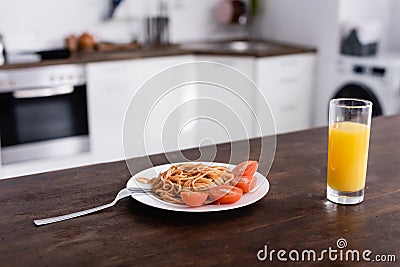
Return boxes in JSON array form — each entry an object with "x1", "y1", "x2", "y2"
[{"x1": 126, "y1": 162, "x2": 270, "y2": 212}]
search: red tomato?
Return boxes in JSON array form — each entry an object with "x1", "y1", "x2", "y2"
[
  {"x1": 180, "y1": 191, "x2": 209, "y2": 207},
  {"x1": 209, "y1": 185, "x2": 243, "y2": 204},
  {"x1": 231, "y1": 176, "x2": 257, "y2": 193},
  {"x1": 232, "y1": 161, "x2": 258, "y2": 178}
]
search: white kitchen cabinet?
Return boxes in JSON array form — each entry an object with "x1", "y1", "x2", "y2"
[
  {"x1": 87, "y1": 55, "x2": 194, "y2": 162},
  {"x1": 87, "y1": 53, "x2": 315, "y2": 163},
  {"x1": 189, "y1": 56, "x2": 257, "y2": 145},
  {"x1": 131, "y1": 55, "x2": 196, "y2": 156},
  {"x1": 194, "y1": 55, "x2": 255, "y2": 80},
  {"x1": 87, "y1": 59, "x2": 144, "y2": 162},
  {"x1": 256, "y1": 53, "x2": 316, "y2": 134}
]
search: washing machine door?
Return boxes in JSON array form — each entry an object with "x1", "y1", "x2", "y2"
[{"x1": 332, "y1": 83, "x2": 383, "y2": 117}]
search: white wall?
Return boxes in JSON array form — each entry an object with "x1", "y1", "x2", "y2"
[
  {"x1": 0, "y1": 0, "x2": 234, "y2": 52},
  {"x1": 170, "y1": 0, "x2": 246, "y2": 42},
  {"x1": 0, "y1": 0, "x2": 110, "y2": 51},
  {"x1": 339, "y1": 0, "x2": 392, "y2": 53},
  {"x1": 252, "y1": 0, "x2": 340, "y2": 126},
  {"x1": 253, "y1": 0, "x2": 396, "y2": 126},
  {"x1": 387, "y1": 0, "x2": 400, "y2": 51}
]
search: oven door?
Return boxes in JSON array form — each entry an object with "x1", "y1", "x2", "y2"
[{"x1": 0, "y1": 84, "x2": 90, "y2": 164}]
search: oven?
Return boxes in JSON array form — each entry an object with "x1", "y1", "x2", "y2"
[{"x1": 0, "y1": 64, "x2": 89, "y2": 164}]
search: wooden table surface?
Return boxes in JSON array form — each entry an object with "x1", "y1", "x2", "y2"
[{"x1": 0, "y1": 115, "x2": 399, "y2": 266}]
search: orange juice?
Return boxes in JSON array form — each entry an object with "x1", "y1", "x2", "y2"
[{"x1": 327, "y1": 121, "x2": 370, "y2": 192}]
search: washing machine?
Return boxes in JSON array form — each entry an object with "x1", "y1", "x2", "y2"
[{"x1": 316, "y1": 54, "x2": 400, "y2": 125}]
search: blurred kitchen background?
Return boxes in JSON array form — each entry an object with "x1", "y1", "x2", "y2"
[{"x1": 0, "y1": 0, "x2": 400, "y2": 179}]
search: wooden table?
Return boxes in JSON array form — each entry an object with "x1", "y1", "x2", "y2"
[{"x1": 1, "y1": 115, "x2": 399, "y2": 266}]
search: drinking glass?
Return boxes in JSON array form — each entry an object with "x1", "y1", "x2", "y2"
[{"x1": 327, "y1": 98, "x2": 372, "y2": 204}]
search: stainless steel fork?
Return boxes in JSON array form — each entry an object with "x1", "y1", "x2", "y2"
[{"x1": 33, "y1": 187, "x2": 151, "y2": 226}]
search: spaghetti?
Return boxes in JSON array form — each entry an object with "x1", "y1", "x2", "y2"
[{"x1": 140, "y1": 163, "x2": 234, "y2": 204}]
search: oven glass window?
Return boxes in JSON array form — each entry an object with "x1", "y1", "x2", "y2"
[{"x1": 0, "y1": 85, "x2": 89, "y2": 147}]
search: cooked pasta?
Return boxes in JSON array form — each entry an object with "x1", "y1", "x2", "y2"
[{"x1": 137, "y1": 163, "x2": 234, "y2": 204}]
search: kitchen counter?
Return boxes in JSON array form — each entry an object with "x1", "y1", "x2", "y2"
[
  {"x1": 0, "y1": 40, "x2": 316, "y2": 70},
  {"x1": 0, "y1": 115, "x2": 399, "y2": 266}
]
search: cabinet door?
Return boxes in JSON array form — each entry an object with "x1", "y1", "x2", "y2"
[
  {"x1": 256, "y1": 53, "x2": 316, "y2": 134},
  {"x1": 140, "y1": 55, "x2": 194, "y2": 81},
  {"x1": 194, "y1": 55, "x2": 255, "y2": 80},
  {"x1": 87, "y1": 56, "x2": 194, "y2": 161},
  {"x1": 188, "y1": 56, "x2": 257, "y2": 145},
  {"x1": 86, "y1": 60, "x2": 144, "y2": 162},
  {"x1": 135, "y1": 55, "x2": 197, "y2": 155}
]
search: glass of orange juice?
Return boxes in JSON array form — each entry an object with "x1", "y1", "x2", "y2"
[{"x1": 327, "y1": 98, "x2": 372, "y2": 204}]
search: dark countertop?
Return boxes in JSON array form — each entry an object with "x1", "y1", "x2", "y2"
[
  {"x1": 0, "y1": 39, "x2": 316, "y2": 70},
  {"x1": 0, "y1": 115, "x2": 399, "y2": 267}
]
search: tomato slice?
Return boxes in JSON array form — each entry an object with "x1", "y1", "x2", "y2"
[
  {"x1": 180, "y1": 191, "x2": 209, "y2": 207},
  {"x1": 232, "y1": 161, "x2": 258, "y2": 177},
  {"x1": 209, "y1": 186, "x2": 243, "y2": 204},
  {"x1": 231, "y1": 176, "x2": 257, "y2": 193}
]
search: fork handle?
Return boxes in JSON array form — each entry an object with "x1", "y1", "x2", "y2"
[
  {"x1": 34, "y1": 201, "x2": 116, "y2": 226},
  {"x1": 33, "y1": 187, "x2": 134, "y2": 226},
  {"x1": 33, "y1": 187, "x2": 151, "y2": 226}
]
